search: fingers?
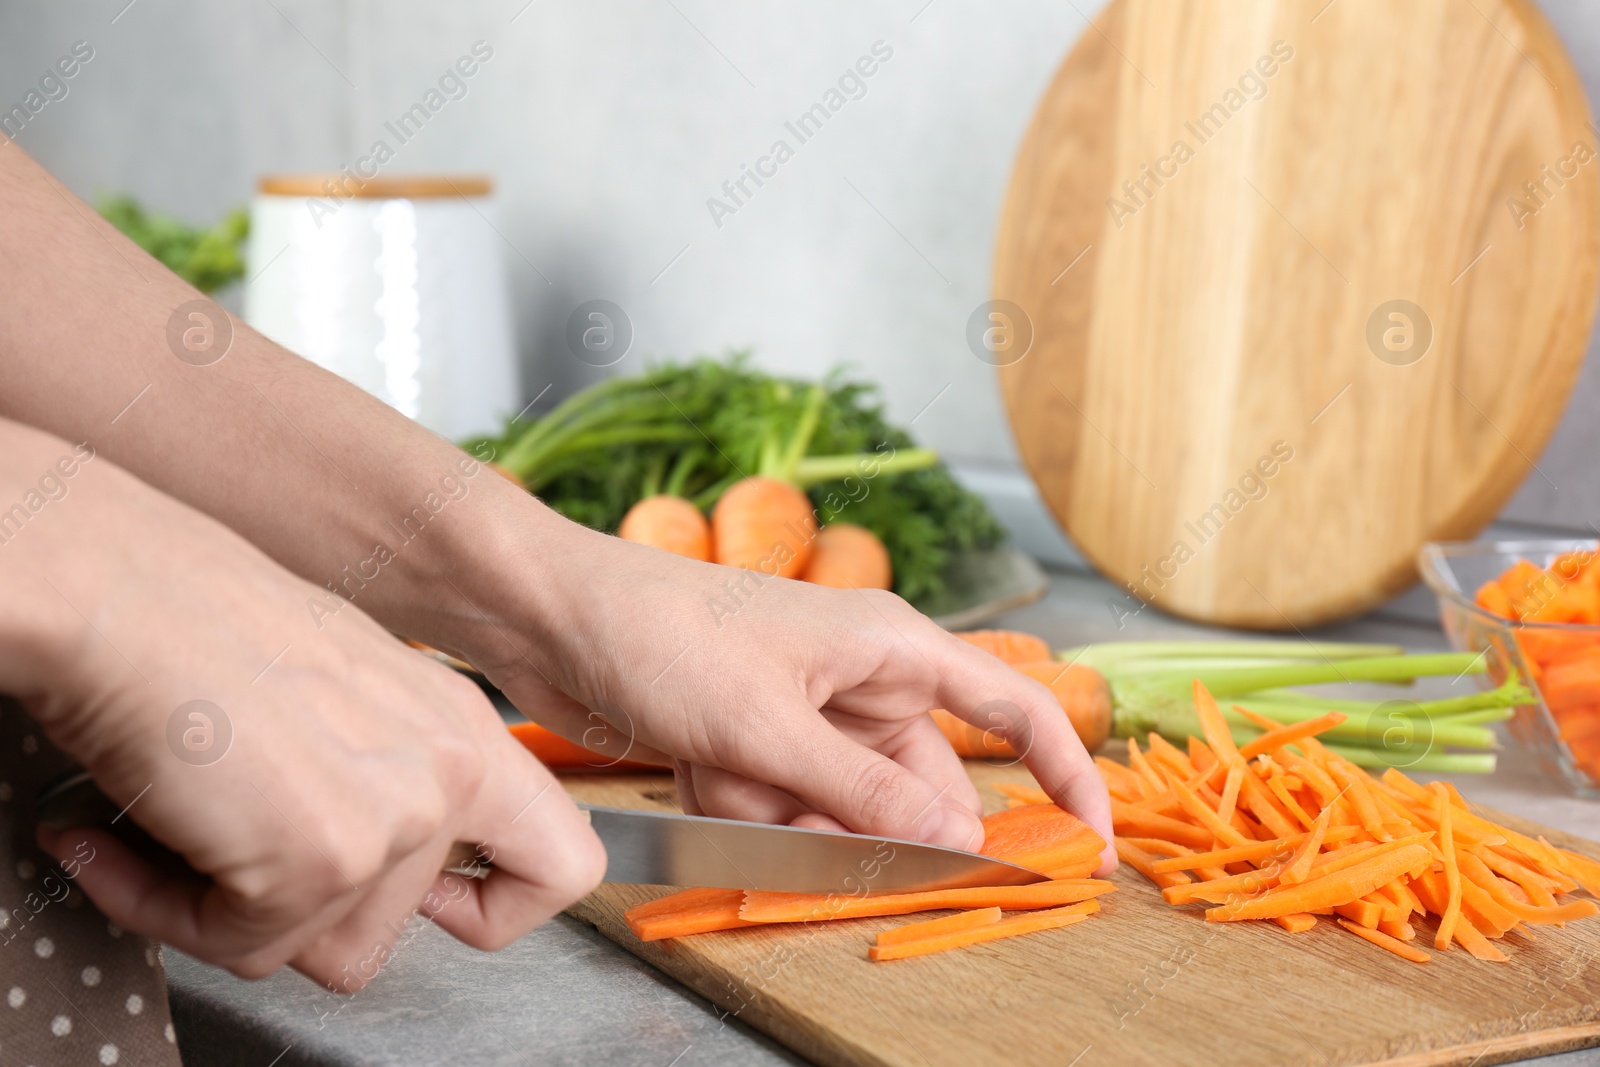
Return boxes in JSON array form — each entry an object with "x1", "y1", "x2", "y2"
[
  {"x1": 931, "y1": 649, "x2": 1117, "y2": 874},
  {"x1": 501, "y1": 680, "x2": 673, "y2": 769},
  {"x1": 842, "y1": 710, "x2": 983, "y2": 825},
  {"x1": 427, "y1": 738, "x2": 605, "y2": 951},
  {"x1": 683, "y1": 764, "x2": 809, "y2": 825},
  {"x1": 720, "y1": 706, "x2": 985, "y2": 850}
]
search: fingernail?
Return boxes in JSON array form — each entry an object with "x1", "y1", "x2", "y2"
[{"x1": 918, "y1": 806, "x2": 984, "y2": 851}]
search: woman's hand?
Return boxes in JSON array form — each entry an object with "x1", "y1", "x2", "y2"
[
  {"x1": 469, "y1": 510, "x2": 1116, "y2": 873},
  {"x1": 0, "y1": 421, "x2": 604, "y2": 990}
]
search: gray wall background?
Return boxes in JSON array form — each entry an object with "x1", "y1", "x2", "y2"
[{"x1": 5, "y1": 0, "x2": 1600, "y2": 608}]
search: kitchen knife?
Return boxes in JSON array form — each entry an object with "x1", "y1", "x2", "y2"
[{"x1": 34, "y1": 770, "x2": 1045, "y2": 894}]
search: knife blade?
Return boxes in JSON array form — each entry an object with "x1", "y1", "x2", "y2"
[{"x1": 34, "y1": 771, "x2": 1045, "y2": 894}]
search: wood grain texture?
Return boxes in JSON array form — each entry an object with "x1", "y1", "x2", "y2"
[
  {"x1": 561, "y1": 765, "x2": 1600, "y2": 1067},
  {"x1": 993, "y1": 0, "x2": 1600, "y2": 629}
]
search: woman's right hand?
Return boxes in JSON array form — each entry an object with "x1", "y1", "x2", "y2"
[{"x1": 0, "y1": 419, "x2": 604, "y2": 990}]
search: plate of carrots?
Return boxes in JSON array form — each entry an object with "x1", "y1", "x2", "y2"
[{"x1": 1420, "y1": 539, "x2": 1600, "y2": 797}]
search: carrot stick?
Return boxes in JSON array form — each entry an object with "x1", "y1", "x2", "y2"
[
  {"x1": 1123, "y1": 838, "x2": 1231, "y2": 883},
  {"x1": 1151, "y1": 825, "x2": 1357, "y2": 873},
  {"x1": 1327, "y1": 759, "x2": 1387, "y2": 838},
  {"x1": 1334, "y1": 899, "x2": 1384, "y2": 929},
  {"x1": 1452, "y1": 919, "x2": 1510, "y2": 963},
  {"x1": 1146, "y1": 733, "x2": 1197, "y2": 778},
  {"x1": 1281, "y1": 802, "x2": 1334, "y2": 886},
  {"x1": 1127, "y1": 739, "x2": 1165, "y2": 796},
  {"x1": 1165, "y1": 772, "x2": 1252, "y2": 848},
  {"x1": 1377, "y1": 918, "x2": 1416, "y2": 942},
  {"x1": 738, "y1": 878, "x2": 1116, "y2": 923},
  {"x1": 624, "y1": 888, "x2": 759, "y2": 941},
  {"x1": 1238, "y1": 772, "x2": 1301, "y2": 840},
  {"x1": 1116, "y1": 838, "x2": 1193, "y2": 890},
  {"x1": 868, "y1": 904, "x2": 1093, "y2": 961},
  {"x1": 1238, "y1": 712, "x2": 1349, "y2": 761},
  {"x1": 1217, "y1": 765, "x2": 1245, "y2": 826},
  {"x1": 1193, "y1": 681, "x2": 1247, "y2": 769},
  {"x1": 1265, "y1": 765, "x2": 1318, "y2": 831},
  {"x1": 1188, "y1": 735, "x2": 1218, "y2": 775},
  {"x1": 1433, "y1": 784, "x2": 1463, "y2": 951},
  {"x1": 1096, "y1": 758, "x2": 1146, "y2": 802},
  {"x1": 1112, "y1": 801, "x2": 1215, "y2": 850},
  {"x1": 1274, "y1": 913, "x2": 1319, "y2": 933},
  {"x1": 1205, "y1": 844, "x2": 1432, "y2": 922},
  {"x1": 1338, "y1": 918, "x2": 1431, "y2": 963},
  {"x1": 874, "y1": 907, "x2": 1001, "y2": 947},
  {"x1": 1473, "y1": 848, "x2": 1559, "y2": 906}
]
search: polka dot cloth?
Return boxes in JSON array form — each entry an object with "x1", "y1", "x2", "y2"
[{"x1": 0, "y1": 697, "x2": 183, "y2": 1064}]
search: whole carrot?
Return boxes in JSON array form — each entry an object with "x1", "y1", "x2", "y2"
[
  {"x1": 617, "y1": 449, "x2": 713, "y2": 561},
  {"x1": 619, "y1": 496, "x2": 712, "y2": 561},
  {"x1": 801, "y1": 523, "x2": 891, "y2": 589}
]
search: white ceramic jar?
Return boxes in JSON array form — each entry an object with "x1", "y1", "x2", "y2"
[{"x1": 244, "y1": 175, "x2": 518, "y2": 442}]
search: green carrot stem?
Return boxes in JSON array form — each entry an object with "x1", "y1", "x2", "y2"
[
  {"x1": 1059, "y1": 641, "x2": 1402, "y2": 673},
  {"x1": 663, "y1": 447, "x2": 704, "y2": 498},
  {"x1": 778, "y1": 385, "x2": 826, "y2": 478},
  {"x1": 691, "y1": 470, "x2": 745, "y2": 510},
  {"x1": 1181, "y1": 654, "x2": 1488, "y2": 696},
  {"x1": 792, "y1": 448, "x2": 939, "y2": 486},
  {"x1": 640, "y1": 454, "x2": 667, "y2": 499},
  {"x1": 1320, "y1": 744, "x2": 1497, "y2": 775}
]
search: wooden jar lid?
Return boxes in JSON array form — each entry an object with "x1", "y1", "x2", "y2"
[{"x1": 257, "y1": 175, "x2": 491, "y2": 198}]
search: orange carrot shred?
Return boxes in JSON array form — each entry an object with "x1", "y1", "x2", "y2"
[
  {"x1": 867, "y1": 904, "x2": 1092, "y2": 961},
  {"x1": 1433, "y1": 784, "x2": 1463, "y2": 951},
  {"x1": 1338, "y1": 918, "x2": 1431, "y2": 963},
  {"x1": 874, "y1": 907, "x2": 1000, "y2": 947}
]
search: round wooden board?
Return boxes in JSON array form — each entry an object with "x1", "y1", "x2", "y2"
[{"x1": 995, "y1": 0, "x2": 1600, "y2": 629}]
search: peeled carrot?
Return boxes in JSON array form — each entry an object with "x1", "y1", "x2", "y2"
[
  {"x1": 928, "y1": 708, "x2": 1014, "y2": 759},
  {"x1": 956, "y1": 630, "x2": 1052, "y2": 665},
  {"x1": 711, "y1": 475, "x2": 817, "y2": 578},
  {"x1": 874, "y1": 907, "x2": 1000, "y2": 947},
  {"x1": 738, "y1": 878, "x2": 1115, "y2": 924},
  {"x1": 1337, "y1": 918, "x2": 1431, "y2": 963},
  {"x1": 867, "y1": 903, "x2": 1093, "y2": 961},
  {"x1": 979, "y1": 803, "x2": 1106, "y2": 878},
  {"x1": 1432, "y1": 784, "x2": 1462, "y2": 950},
  {"x1": 624, "y1": 888, "x2": 758, "y2": 941},
  {"x1": 507, "y1": 721, "x2": 656, "y2": 772},
  {"x1": 801, "y1": 523, "x2": 891, "y2": 589},
  {"x1": 618, "y1": 495, "x2": 712, "y2": 561},
  {"x1": 1014, "y1": 661, "x2": 1114, "y2": 752}
]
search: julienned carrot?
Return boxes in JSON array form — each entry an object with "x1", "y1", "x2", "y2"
[
  {"x1": 1338, "y1": 919, "x2": 1431, "y2": 963},
  {"x1": 712, "y1": 475, "x2": 817, "y2": 577},
  {"x1": 1116, "y1": 838, "x2": 1192, "y2": 890},
  {"x1": 737, "y1": 878, "x2": 1116, "y2": 923},
  {"x1": 867, "y1": 903, "x2": 1094, "y2": 961},
  {"x1": 1433, "y1": 784, "x2": 1463, "y2": 951},
  {"x1": 1112, "y1": 802, "x2": 1214, "y2": 850},
  {"x1": 624, "y1": 888, "x2": 759, "y2": 941},
  {"x1": 1149, "y1": 825, "x2": 1358, "y2": 874},
  {"x1": 956, "y1": 629, "x2": 1052, "y2": 665},
  {"x1": 617, "y1": 494, "x2": 712, "y2": 561},
  {"x1": 993, "y1": 782, "x2": 1053, "y2": 807},
  {"x1": 1280, "y1": 803, "x2": 1334, "y2": 886},
  {"x1": 1205, "y1": 845, "x2": 1433, "y2": 922},
  {"x1": 874, "y1": 907, "x2": 1001, "y2": 947},
  {"x1": 1238, "y1": 712, "x2": 1349, "y2": 761},
  {"x1": 801, "y1": 523, "x2": 891, "y2": 590},
  {"x1": 1107, "y1": 680, "x2": 1599, "y2": 966}
]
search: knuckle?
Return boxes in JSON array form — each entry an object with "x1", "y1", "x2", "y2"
[
  {"x1": 546, "y1": 828, "x2": 607, "y2": 904},
  {"x1": 850, "y1": 760, "x2": 912, "y2": 830}
]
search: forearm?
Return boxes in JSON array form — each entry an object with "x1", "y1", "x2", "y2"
[{"x1": 0, "y1": 144, "x2": 560, "y2": 657}]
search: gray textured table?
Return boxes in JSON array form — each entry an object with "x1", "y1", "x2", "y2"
[{"x1": 165, "y1": 568, "x2": 1600, "y2": 1066}]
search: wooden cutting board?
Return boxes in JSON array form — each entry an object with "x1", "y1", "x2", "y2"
[
  {"x1": 993, "y1": 0, "x2": 1600, "y2": 629},
  {"x1": 563, "y1": 766, "x2": 1600, "y2": 1067}
]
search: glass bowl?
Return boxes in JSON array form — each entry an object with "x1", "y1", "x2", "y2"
[{"x1": 1418, "y1": 539, "x2": 1600, "y2": 798}]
